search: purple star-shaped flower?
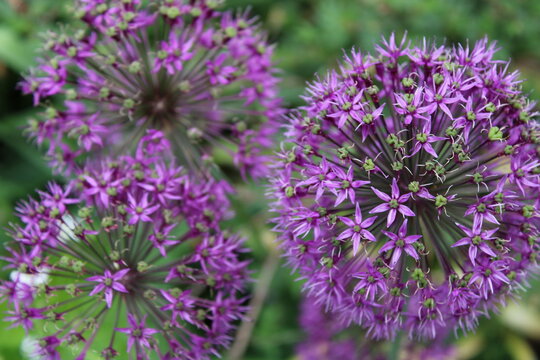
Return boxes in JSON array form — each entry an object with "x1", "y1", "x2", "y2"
[
  {"x1": 453, "y1": 96, "x2": 491, "y2": 141},
  {"x1": 82, "y1": 169, "x2": 122, "y2": 207},
  {"x1": 354, "y1": 104, "x2": 385, "y2": 141},
  {"x1": 160, "y1": 289, "x2": 196, "y2": 325},
  {"x1": 423, "y1": 77, "x2": 462, "y2": 117},
  {"x1": 331, "y1": 166, "x2": 370, "y2": 206},
  {"x1": 149, "y1": 224, "x2": 178, "y2": 257},
  {"x1": 408, "y1": 121, "x2": 446, "y2": 158},
  {"x1": 464, "y1": 198, "x2": 500, "y2": 229},
  {"x1": 116, "y1": 314, "x2": 159, "y2": 352},
  {"x1": 369, "y1": 178, "x2": 414, "y2": 227},
  {"x1": 328, "y1": 90, "x2": 365, "y2": 128},
  {"x1": 36, "y1": 336, "x2": 61, "y2": 360},
  {"x1": 375, "y1": 32, "x2": 409, "y2": 60},
  {"x1": 38, "y1": 182, "x2": 79, "y2": 214},
  {"x1": 469, "y1": 260, "x2": 510, "y2": 299},
  {"x1": 508, "y1": 155, "x2": 540, "y2": 195},
  {"x1": 394, "y1": 87, "x2": 430, "y2": 124},
  {"x1": 127, "y1": 193, "x2": 160, "y2": 225},
  {"x1": 154, "y1": 32, "x2": 194, "y2": 75},
  {"x1": 206, "y1": 53, "x2": 236, "y2": 85},
  {"x1": 71, "y1": 113, "x2": 108, "y2": 151},
  {"x1": 297, "y1": 157, "x2": 338, "y2": 200},
  {"x1": 353, "y1": 263, "x2": 387, "y2": 301},
  {"x1": 452, "y1": 224, "x2": 497, "y2": 265},
  {"x1": 87, "y1": 269, "x2": 129, "y2": 308},
  {"x1": 378, "y1": 219, "x2": 421, "y2": 267},
  {"x1": 5, "y1": 306, "x2": 45, "y2": 332},
  {"x1": 337, "y1": 203, "x2": 377, "y2": 255}
]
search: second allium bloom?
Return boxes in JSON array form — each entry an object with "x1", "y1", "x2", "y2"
[
  {"x1": 270, "y1": 35, "x2": 539, "y2": 339},
  {"x1": 1, "y1": 134, "x2": 248, "y2": 359},
  {"x1": 21, "y1": 0, "x2": 282, "y2": 177}
]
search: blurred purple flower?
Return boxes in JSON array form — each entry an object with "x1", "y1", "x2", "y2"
[
  {"x1": 1, "y1": 132, "x2": 249, "y2": 359},
  {"x1": 20, "y1": 0, "x2": 283, "y2": 178}
]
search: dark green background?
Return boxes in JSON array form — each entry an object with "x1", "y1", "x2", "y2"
[{"x1": 1, "y1": 0, "x2": 540, "y2": 359}]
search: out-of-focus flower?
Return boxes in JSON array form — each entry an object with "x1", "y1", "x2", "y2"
[
  {"x1": 296, "y1": 295, "x2": 457, "y2": 360},
  {"x1": 1, "y1": 132, "x2": 248, "y2": 359},
  {"x1": 21, "y1": 0, "x2": 282, "y2": 178},
  {"x1": 269, "y1": 34, "x2": 539, "y2": 340}
]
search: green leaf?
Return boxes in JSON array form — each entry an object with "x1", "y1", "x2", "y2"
[{"x1": 0, "y1": 26, "x2": 37, "y2": 72}]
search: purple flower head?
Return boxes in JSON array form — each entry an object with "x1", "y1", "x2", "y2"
[
  {"x1": 21, "y1": 0, "x2": 283, "y2": 178},
  {"x1": 370, "y1": 178, "x2": 414, "y2": 227},
  {"x1": 452, "y1": 224, "x2": 498, "y2": 265},
  {"x1": 379, "y1": 219, "x2": 421, "y2": 268},
  {"x1": 337, "y1": 203, "x2": 377, "y2": 255},
  {"x1": 1, "y1": 135, "x2": 248, "y2": 359},
  {"x1": 269, "y1": 35, "x2": 540, "y2": 340},
  {"x1": 86, "y1": 269, "x2": 130, "y2": 308},
  {"x1": 116, "y1": 314, "x2": 159, "y2": 352},
  {"x1": 295, "y1": 295, "x2": 457, "y2": 360}
]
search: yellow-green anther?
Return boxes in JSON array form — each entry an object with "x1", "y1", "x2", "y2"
[
  {"x1": 488, "y1": 127, "x2": 503, "y2": 141},
  {"x1": 46, "y1": 107, "x2": 58, "y2": 118},
  {"x1": 519, "y1": 112, "x2": 530, "y2": 123},
  {"x1": 472, "y1": 173, "x2": 483, "y2": 183},
  {"x1": 408, "y1": 181, "x2": 420, "y2": 193},
  {"x1": 123, "y1": 11, "x2": 135, "y2": 21},
  {"x1": 423, "y1": 298, "x2": 436, "y2": 309},
  {"x1": 392, "y1": 161, "x2": 404, "y2": 171},
  {"x1": 523, "y1": 205, "x2": 535, "y2": 218},
  {"x1": 363, "y1": 114, "x2": 373, "y2": 124},
  {"x1": 166, "y1": 7, "x2": 181, "y2": 18},
  {"x1": 72, "y1": 260, "x2": 85, "y2": 273},
  {"x1": 401, "y1": 77, "x2": 415, "y2": 87},
  {"x1": 403, "y1": 93, "x2": 414, "y2": 104},
  {"x1": 366, "y1": 85, "x2": 379, "y2": 95},
  {"x1": 225, "y1": 26, "x2": 237, "y2": 38},
  {"x1": 363, "y1": 158, "x2": 375, "y2": 171},
  {"x1": 137, "y1": 261, "x2": 150, "y2": 273},
  {"x1": 128, "y1": 61, "x2": 141, "y2": 73},
  {"x1": 435, "y1": 195, "x2": 447, "y2": 208},
  {"x1": 485, "y1": 102, "x2": 496, "y2": 112},
  {"x1": 123, "y1": 99, "x2": 135, "y2": 109},
  {"x1": 190, "y1": 7, "x2": 202, "y2": 16},
  {"x1": 101, "y1": 217, "x2": 114, "y2": 228},
  {"x1": 66, "y1": 89, "x2": 77, "y2": 100},
  {"x1": 416, "y1": 133, "x2": 428, "y2": 143}
]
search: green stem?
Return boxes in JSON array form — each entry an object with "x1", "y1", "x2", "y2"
[{"x1": 389, "y1": 330, "x2": 403, "y2": 360}]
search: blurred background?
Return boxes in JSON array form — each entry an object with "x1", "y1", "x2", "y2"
[{"x1": 1, "y1": 0, "x2": 540, "y2": 359}]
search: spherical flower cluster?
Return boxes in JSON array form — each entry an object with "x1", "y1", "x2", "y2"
[
  {"x1": 296, "y1": 295, "x2": 456, "y2": 360},
  {"x1": 296, "y1": 295, "x2": 360, "y2": 360},
  {"x1": 1, "y1": 132, "x2": 249, "y2": 359},
  {"x1": 21, "y1": 0, "x2": 282, "y2": 177},
  {"x1": 270, "y1": 35, "x2": 539, "y2": 339}
]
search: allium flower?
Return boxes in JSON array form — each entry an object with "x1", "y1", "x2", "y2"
[
  {"x1": 21, "y1": 0, "x2": 282, "y2": 177},
  {"x1": 1, "y1": 133, "x2": 248, "y2": 359},
  {"x1": 270, "y1": 35, "x2": 540, "y2": 339},
  {"x1": 296, "y1": 296, "x2": 360, "y2": 360},
  {"x1": 296, "y1": 295, "x2": 456, "y2": 360}
]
